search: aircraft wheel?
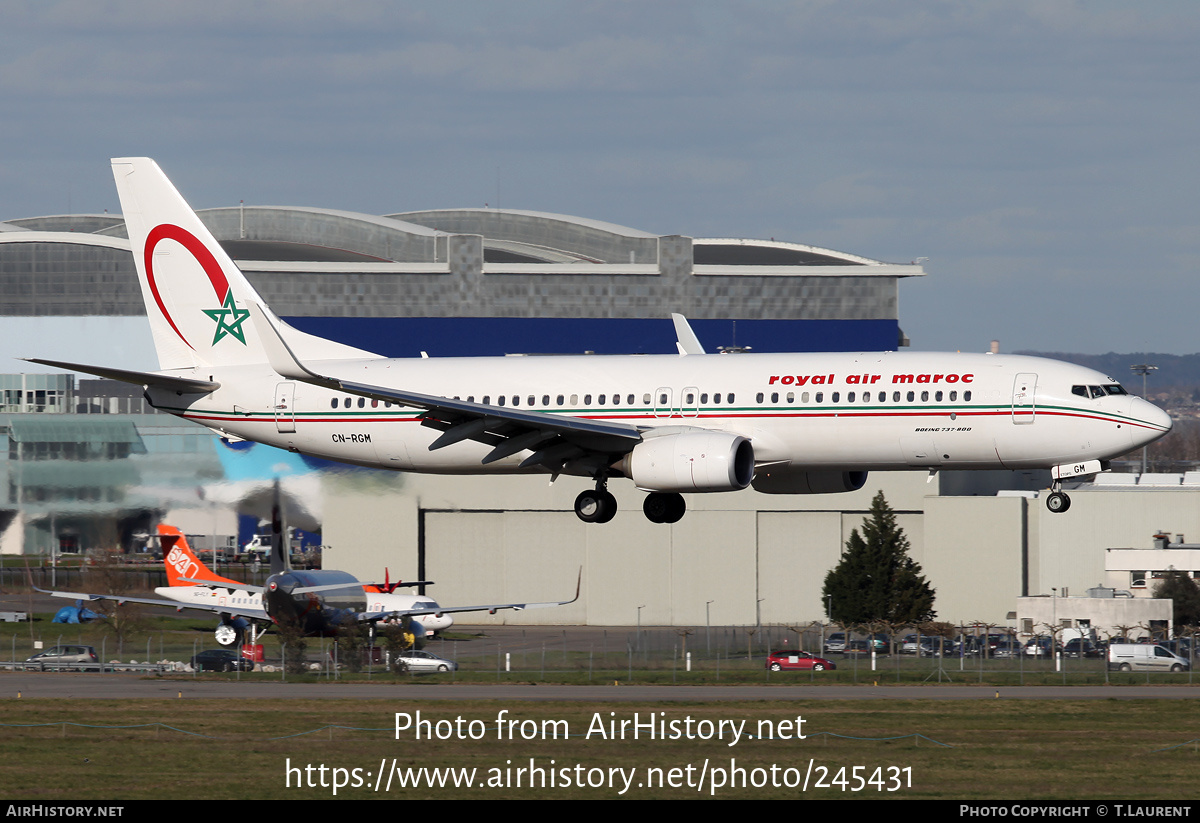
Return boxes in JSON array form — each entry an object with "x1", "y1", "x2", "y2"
[
  {"x1": 643, "y1": 492, "x2": 686, "y2": 524},
  {"x1": 1046, "y1": 491, "x2": 1071, "y2": 513},
  {"x1": 214, "y1": 623, "x2": 239, "y2": 646},
  {"x1": 575, "y1": 489, "x2": 617, "y2": 523}
]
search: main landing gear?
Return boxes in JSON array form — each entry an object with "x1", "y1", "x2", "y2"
[
  {"x1": 643, "y1": 492, "x2": 686, "y2": 524},
  {"x1": 573, "y1": 479, "x2": 688, "y2": 524},
  {"x1": 574, "y1": 479, "x2": 617, "y2": 524}
]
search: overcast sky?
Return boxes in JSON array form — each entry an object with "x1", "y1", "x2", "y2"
[{"x1": 2, "y1": 0, "x2": 1198, "y2": 359}]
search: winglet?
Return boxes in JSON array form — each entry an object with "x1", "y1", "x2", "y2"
[{"x1": 671, "y1": 313, "x2": 705, "y2": 355}]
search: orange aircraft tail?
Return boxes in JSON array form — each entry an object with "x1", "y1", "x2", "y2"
[{"x1": 158, "y1": 525, "x2": 241, "y2": 587}]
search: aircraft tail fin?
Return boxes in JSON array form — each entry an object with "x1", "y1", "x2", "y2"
[
  {"x1": 111, "y1": 157, "x2": 378, "y2": 372},
  {"x1": 158, "y1": 525, "x2": 241, "y2": 588}
]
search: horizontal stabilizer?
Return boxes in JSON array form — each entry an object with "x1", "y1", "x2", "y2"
[{"x1": 23, "y1": 358, "x2": 219, "y2": 394}]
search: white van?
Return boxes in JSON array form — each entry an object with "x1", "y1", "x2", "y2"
[{"x1": 1107, "y1": 644, "x2": 1190, "y2": 673}]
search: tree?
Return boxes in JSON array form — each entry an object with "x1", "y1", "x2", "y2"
[
  {"x1": 1152, "y1": 569, "x2": 1200, "y2": 629},
  {"x1": 822, "y1": 491, "x2": 936, "y2": 625}
]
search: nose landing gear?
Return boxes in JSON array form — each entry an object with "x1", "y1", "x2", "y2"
[{"x1": 1045, "y1": 489, "x2": 1071, "y2": 513}]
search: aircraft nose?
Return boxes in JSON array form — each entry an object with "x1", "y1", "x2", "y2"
[{"x1": 1130, "y1": 397, "x2": 1172, "y2": 447}]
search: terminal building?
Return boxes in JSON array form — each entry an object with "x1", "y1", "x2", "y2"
[{"x1": 0, "y1": 202, "x2": 1190, "y2": 632}]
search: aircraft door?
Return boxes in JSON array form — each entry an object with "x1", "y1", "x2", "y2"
[
  {"x1": 681, "y1": 386, "x2": 699, "y2": 418},
  {"x1": 1011, "y1": 373, "x2": 1037, "y2": 424},
  {"x1": 653, "y1": 387, "x2": 674, "y2": 419},
  {"x1": 274, "y1": 382, "x2": 297, "y2": 433}
]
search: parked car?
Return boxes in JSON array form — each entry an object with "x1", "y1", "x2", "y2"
[
  {"x1": 1024, "y1": 637, "x2": 1057, "y2": 658},
  {"x1": 823, "y1": 633, "x2": 846, "y2": 654},
  {"x1": 396, "y1": 650, "x2": 457, "y2": 673},
  {"x1": 191, "y1": 649, "x2": 254, "y2": 672},
  {"x1": 766, "y1": 650, "x2": 837, "y2": 672},
  {"x1": 25, "y1": 645, "x2": 99, "y2": 671},
  {"x1": 992, "y1": 638, "x2": 1026, "y2": 659},
  {"x1": 1062, "y1": 638, "x2": 1102, "y2": 659}
]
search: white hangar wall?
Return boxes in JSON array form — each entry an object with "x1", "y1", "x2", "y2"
[
  {"x1": 319, "y1": 469, "x2": 1200, "y2": 627},
  {"x1": 322, "y1": 469, "x2": 950, "y2": 626}
]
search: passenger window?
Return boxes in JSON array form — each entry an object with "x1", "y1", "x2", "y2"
[
  {"x1": 497, "y1": 396, "x2": 505, "y2": 406},
  {"x1": 815, "y1": 392, "x2": 823, "y2": 403},
  {"x1": 642, "y1": 393, "x2": 651, "y2": 404},
  {"x1": 372, "y1": 399, "x2": 379, "y2": 408},
  {"x1": 950, "y1": 391, "x2": 957, "y2": 401},
  {"x1": 359, "y1": 398, "x2": 366, "y2": 408},
  {"x1": 343, "y1": 398, "x2": 351, "y2": 408},
  {"x1": 713, "y1": 394, "x2": 721, "y2": 405},
  {"x1": 556, "y1": 395, "x2": 564, "y2": 406},
  {"x1": 330, "y1": 398, "x2": 337, "y2": 409},
  {"x1": 847, "y1": 392, "x2": 855, "y2": 403},
  {"x1": 878, "y1": 392, "x2": 886, "y2": 402},
  {"x1": 686, "y1": 393, "x2": 695, "y2": 404},
  {"x1": 512, "y1": 396, "x2": 520, "y2": 406},
  {"x1": 906, "y1": 391, "x2": 914, "y2": 402},
  {"x1": 935, "y1": 391, "x2": 943, "y2": 402},
  {"x1": 701, "y1": 393, "x2": 709, "y2": 404},
  {"x1": 786, "y1": 392, "x2": 794, "y2": 403},
  {"x1": 528, "y1": 395, "x2": 535, "y2": 406},
  {"x1": 597, "y1": 394, "x2": 606, "y2": 405},
  {"x1": 658, "y1": 393, "x2": 668, "y2": 405},
  {"x1": 584, "y1": 394, "x2": 592, "y2": 405},
  {"x1": 964, "y1": 391, "x2": 972, "y2": 401},
  {"x1": 467, "y1": 396, "x2": 474, "y2": 403},
  {"x1": 802, "y1": 392, "x2": 810, "y2": 403},
  {"x1": 728, "y1": 394, "x2": 735, "y2": 403},
  {"x1": 612, "y1": 394, "x2": 620, "y2": 405},
  {"x1": 627, "y1": 394, "x2": 635, "y2": 405},
  {"x1": 571, "y1": 394, "x2": 579, "y2": 405},
  {"x1": 756, "y1": 392, "x2": 764, "y2": 403},
  {"x1": 921, "y1": 391, "x2": 929, "y2": 402},
  {"x1": 483, "y1": 395, "x2": 491, "y2": 405},
  {"x1": 771, "y1": 392, "x2": 779, "y2": 403}
]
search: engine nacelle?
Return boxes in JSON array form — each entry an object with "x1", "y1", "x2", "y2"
[
  {"x1": 751, "y1": 469, "x2": 869, "y2": 495},
  {"x1": 619, "y1": 432, "x2": 755, "y2": 493}
]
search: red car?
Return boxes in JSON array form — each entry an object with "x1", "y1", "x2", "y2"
[{"x1": 766, "y1": 650, "x2": 837, "y2": 672}]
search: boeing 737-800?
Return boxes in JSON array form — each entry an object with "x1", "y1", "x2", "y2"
[{"x1": 30, "y1": 158, "x2": 1172, "y2": 523}]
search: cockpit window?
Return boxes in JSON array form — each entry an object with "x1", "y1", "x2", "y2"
[
  {"x1": 1072, "y1": 385, "x2": 1088, "y2": 398},
  {"x1": 1103, "y1": 384, "x2": 1128, "y2": 396},
  {"x1": 1089, "y1": 386, "x2": 1106, "y2": 399}
]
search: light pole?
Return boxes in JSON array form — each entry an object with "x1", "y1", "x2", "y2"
[
  {"x1": 1130, "y1": 364, "x2": 1159, "y2": 474},
  {"x1": 705, "y1": 600, "x2": 714, "y2": 654}
]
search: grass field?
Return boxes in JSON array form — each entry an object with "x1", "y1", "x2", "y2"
[{"x1": 1, "y1": 696, "x2": 1199, "y2": 799}]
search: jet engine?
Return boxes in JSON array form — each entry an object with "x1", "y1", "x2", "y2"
[
  {"x1": 618, "y1": 432, "x2": 754, "y2": 493},
  {"x1": 751, "y1": 469, "x2": 868, "y2": 495}
]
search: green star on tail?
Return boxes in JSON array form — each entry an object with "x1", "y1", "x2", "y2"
[{"x1": 202, "y1": 291, "x2": 251, "y2": 345}]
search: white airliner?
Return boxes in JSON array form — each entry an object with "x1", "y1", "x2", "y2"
[
  {"x1": 38, "y1": 524, "x2": 577, "y2": 646},
  {"x1": 31, "y1": 158, "x2": 1172, "y2": 523}
]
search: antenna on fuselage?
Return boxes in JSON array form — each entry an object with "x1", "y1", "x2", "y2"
[{"x1": 269, "y1": 478, "x2": 289, "y2": 576}]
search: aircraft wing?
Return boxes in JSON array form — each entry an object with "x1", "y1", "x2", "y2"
[
  {"x1": 248, "y1": 302, "x2": 643, "y2": 472},
  {"x1": 356, "y1": 570, "x2": 582, "y2": 622},
  {"x1": 34, "y1": 585, "x2": 268, "y2": 621}
]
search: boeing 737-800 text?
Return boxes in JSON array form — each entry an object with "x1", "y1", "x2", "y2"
[{"x1": 29, "y1": 158, "x2": 1172, "y2": 523}]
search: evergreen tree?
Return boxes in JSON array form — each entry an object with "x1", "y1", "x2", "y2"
[
  {"x1": 1152, "y1": 569, "x2": 1200, "y2": 628},
  {"x1": 822, "y1": 491, "x2": 936, "y2": 625}
]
